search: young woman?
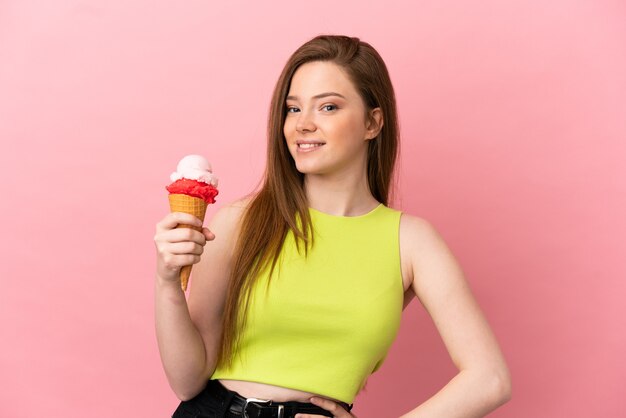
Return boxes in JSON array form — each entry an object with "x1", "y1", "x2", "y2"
[{"x1": 154, "y1": 34, "x2": 511, "y2": 418}]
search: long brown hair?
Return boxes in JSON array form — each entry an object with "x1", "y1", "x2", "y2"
[{"x1": 215, "y1": 34, "x2": 400, "y2": 371}]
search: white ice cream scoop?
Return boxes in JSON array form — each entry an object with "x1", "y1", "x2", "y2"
[{"x1": 170, "y1": 154, "x2": 218, "y2": 186}]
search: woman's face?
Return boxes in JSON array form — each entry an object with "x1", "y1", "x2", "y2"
[{"x1": 283, "y1": 61, "x2": 382, "y2": 178}]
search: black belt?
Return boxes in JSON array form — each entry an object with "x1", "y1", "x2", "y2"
[{"x1": 208, "y1": 379, "x2": 354, "y2": 418}]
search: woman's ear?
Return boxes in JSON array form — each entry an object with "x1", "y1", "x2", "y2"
[{"x1": 365, "y1": 107, "x2": 384, "y2": 140}]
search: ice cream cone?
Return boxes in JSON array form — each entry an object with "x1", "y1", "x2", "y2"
[{"x1": 168, "y1": 193, "x2": 208, "y2": 291}]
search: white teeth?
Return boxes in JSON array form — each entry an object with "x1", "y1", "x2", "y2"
[{"x1": 298, "y1": 143, "x2": 324, "y2": 149}]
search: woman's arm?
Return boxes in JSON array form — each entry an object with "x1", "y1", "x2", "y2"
[
  {"x1": 398, "y1": 215, "x2": 512, "y2": 418},
  {"x1": 154, "y1": 202, "x2": 245, "y2": 401}
]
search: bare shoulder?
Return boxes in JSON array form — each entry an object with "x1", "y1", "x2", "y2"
[
  {"x1": 396, "y1": 213, "x2": 433, "y2": 306},
  {"x1": 400, "y1": 213, "x2": 446, "y2": 257},
  {"x1": 399, "y1": 212, "x2": 435, "y2": 242},
  {"x1": 209, "y1": 195, "x2": 253, "y2": 230},
  {"x1": 399, "y1": 213, "x2": 464, "y2": 292},
  {"x1": 200, "y1": 196, "x2": 254, "y2": 246},
  {"x1": 193, "y1": 195, "x2": 254, "y2": 276}
]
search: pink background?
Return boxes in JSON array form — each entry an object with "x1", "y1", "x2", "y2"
[{"x1": 1, "y1": 1, "x2": 625, "y2": 417}]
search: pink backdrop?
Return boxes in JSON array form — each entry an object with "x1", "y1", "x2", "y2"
[{"x1": 1, "y1": 1, "x2": 625, "y2": 417}]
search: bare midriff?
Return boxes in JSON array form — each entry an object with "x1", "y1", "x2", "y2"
[{"x1": 218, "y1": 379, "x2": 345, "y2": 404}]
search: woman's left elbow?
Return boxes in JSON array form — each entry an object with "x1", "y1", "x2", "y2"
[{"x1": 491, "y1": 369, "x2": 512, "y2": 405}]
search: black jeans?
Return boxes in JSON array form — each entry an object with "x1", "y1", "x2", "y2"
[
  {"x1": 171, "y1": 379, "x2": 340, "y2": 418},
  {"x1": 172, "y1": 379, "x2": 236, "y2": 418}
]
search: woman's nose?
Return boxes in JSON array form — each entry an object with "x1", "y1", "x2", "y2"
[{"x1": 296, "y1": 109, "x2": 316, "y2": 132}]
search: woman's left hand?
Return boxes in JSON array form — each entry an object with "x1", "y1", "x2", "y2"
[{"x1": 295, "y1": 397, "x2": 357, "y2": 418}]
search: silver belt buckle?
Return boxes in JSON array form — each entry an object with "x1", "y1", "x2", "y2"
[{"x1": 243, "y1": 397, "x2": 284, "y2": 418}]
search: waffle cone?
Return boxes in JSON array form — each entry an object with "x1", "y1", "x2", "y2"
[{"x1": 168, "y1": 194, "x2": 209, "y2": 291}]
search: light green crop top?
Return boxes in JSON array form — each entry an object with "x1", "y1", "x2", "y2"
[{"x1": 210, "y1": 203, "x2": 404, "y2": 404}]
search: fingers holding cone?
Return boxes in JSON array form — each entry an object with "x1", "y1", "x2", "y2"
[{"x1": 168, "y1": 194, "x2": 208, "y2": 291}]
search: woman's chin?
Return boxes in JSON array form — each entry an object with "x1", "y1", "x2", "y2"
[{"x1": 294, "y1": 162, "x2": 317, "y2": 175}]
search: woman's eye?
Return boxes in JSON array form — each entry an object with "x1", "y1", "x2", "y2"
[{"x1": 285, "y1": 104, "x2": 336, "y2": 113}]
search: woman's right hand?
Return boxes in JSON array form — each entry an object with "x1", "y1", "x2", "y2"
[{"x1": 154, "y1": 212, "x2": 215, "y2": 284}]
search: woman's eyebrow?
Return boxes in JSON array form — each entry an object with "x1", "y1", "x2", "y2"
[{"x1": 286, "y1": 92, "x2": 347, "y2": 101}]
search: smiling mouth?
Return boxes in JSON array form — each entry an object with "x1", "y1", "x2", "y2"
[{"x1": 297, "y1": 143, "x2": 325, "y2": 149}]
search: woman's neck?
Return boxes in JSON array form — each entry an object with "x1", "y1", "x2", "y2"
[{"x1": 304, "y1": 169, "x2": 379, "y2": 217}]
